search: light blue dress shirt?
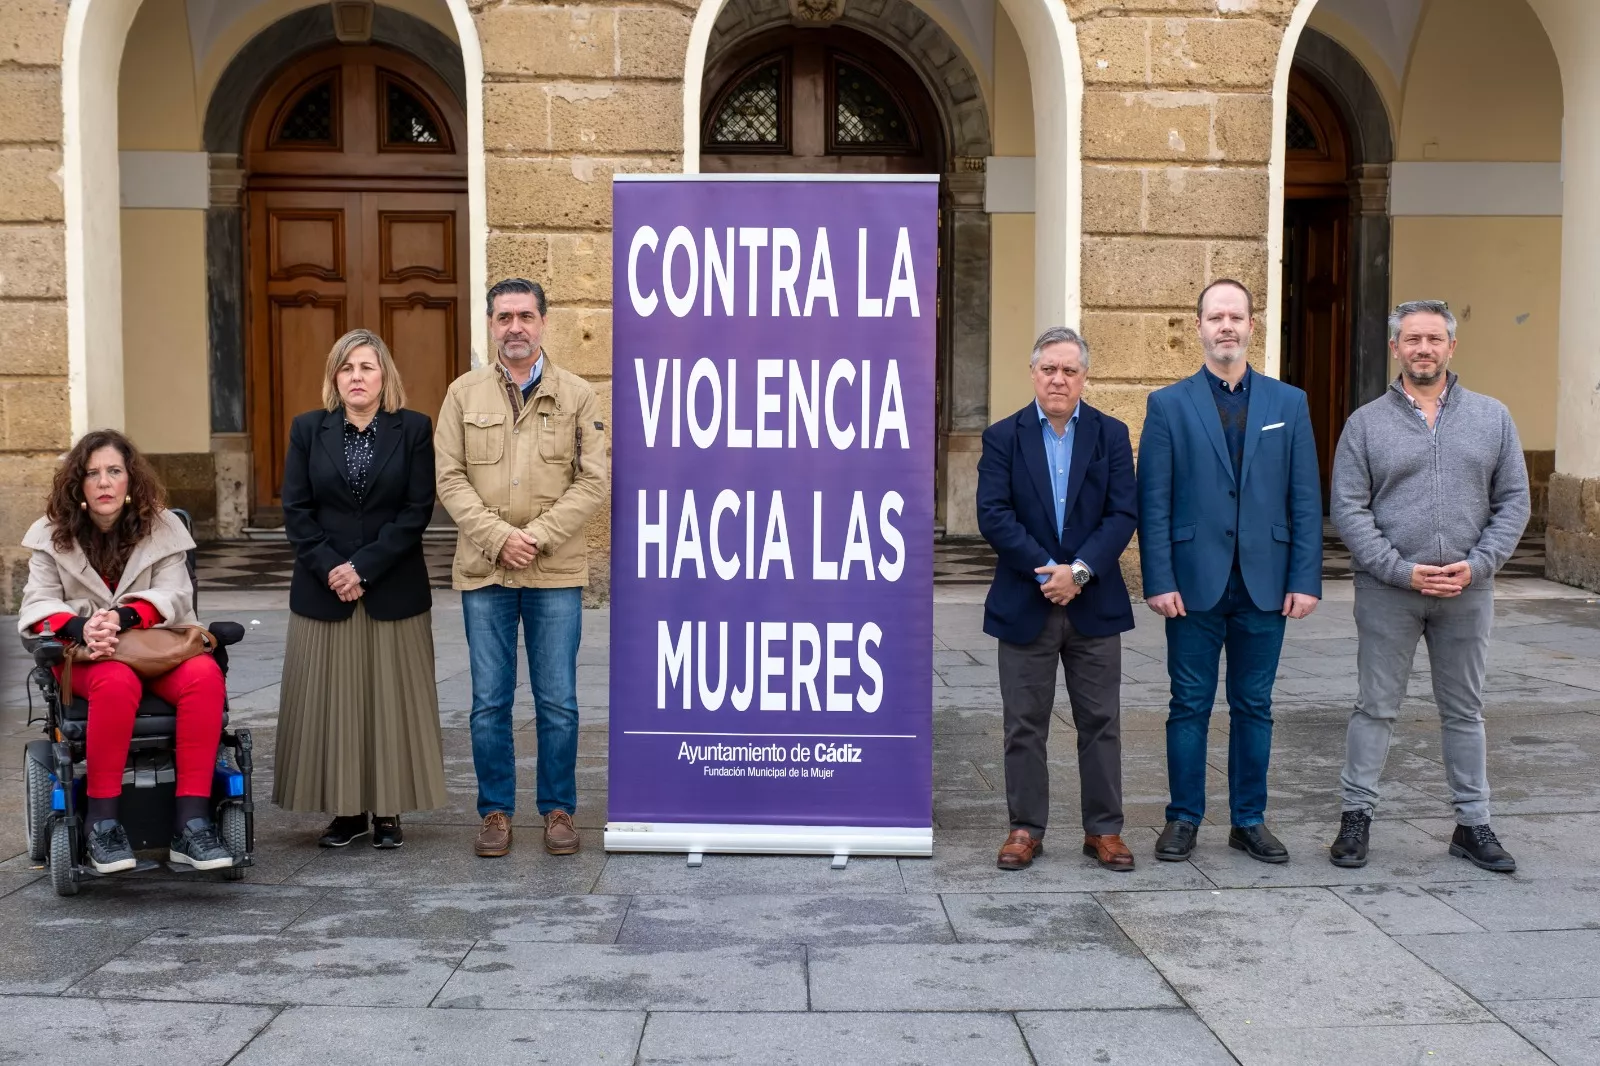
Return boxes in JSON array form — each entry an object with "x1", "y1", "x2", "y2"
[{"x1": 1035, "y1": 399, "x2": 1080, "y2": 584}]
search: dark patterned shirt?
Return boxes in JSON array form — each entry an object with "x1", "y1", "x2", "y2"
[
  {"x1": 1203, "y1": 363, "x2": 1252, "y2": 481},
  {"x1": 343, "y1": 415, "x2": 378, "y2": 501}
]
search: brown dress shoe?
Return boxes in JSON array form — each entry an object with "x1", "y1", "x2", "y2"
[
  {"x1": 996, "y1": 828, "x2": 1043, "y2": 871},
  {"x1": 543, "y1": 810, "x2": 580, "y2": 855},
  {"x1": 475, "y1": 812, "x2": 512, "y2": 857},
  {"x1": 1083, "y1": 834, "x2": 1135, "y2": 872}
]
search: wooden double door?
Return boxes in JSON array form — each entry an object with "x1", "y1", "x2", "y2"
[{"x1": 245, "y1": 46, "x2": 468, "y2": 515}]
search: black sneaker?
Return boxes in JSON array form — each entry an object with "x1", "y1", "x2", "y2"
[
  {"x1": 372, "y1": 816, "x2": 404, "y2": 849},
  {"x1": 87, "y1": 819, "x2": 136, "y2": 874},
  {"x1": 169, "y1": 818, "x2": 237, "y2": 871},
  {"x1": 1450, "y1": 823, "x2": 1516, "y2": 873},
  {"x1": 1330, "y1": 810, "x2": 1371, "y2": 868},
  {"x1": 318, "y1": 813, "x2": 371, "y2": 848}
]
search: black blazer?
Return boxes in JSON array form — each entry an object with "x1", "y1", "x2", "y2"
[
  {"x1": 976, "y1": 401, "x2": 1138, "y2": 643},
  {"x1": 281, "y1": 407, "x2": 436, "y2": 622}
]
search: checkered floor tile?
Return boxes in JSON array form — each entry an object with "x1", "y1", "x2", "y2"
[{"x1": 194, "y1": 529, "x2": 1550, "y2": 592}]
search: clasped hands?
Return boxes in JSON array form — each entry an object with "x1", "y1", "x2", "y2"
[
  {"x1": 78, "y1": 609, "x2": 124, "y2": 659},
  {"x1": 328, "y1": 562, "x2": 363, "y2": 603},
  {"x1": 1034, "y1": 564, "x2": 1081, "y2": 606},
  {"x1": 1145, "y1": 590, "x2": 1319, "y2": 620},
  {"x1": 497, "y1": 529, "x2": 541, "y2": 570},
  {"x1": 1412, "y1": 561, "x2": 1472, "y2": 598}
]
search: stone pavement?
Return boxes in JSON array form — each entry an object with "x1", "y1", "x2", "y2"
[{"x1": 1, "y1": 578, "x2": 1598, "y2": 1065}]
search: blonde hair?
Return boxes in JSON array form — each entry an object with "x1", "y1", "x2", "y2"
[{"x1": 322, "y1": 329, "x2": 407, "y2": 413}]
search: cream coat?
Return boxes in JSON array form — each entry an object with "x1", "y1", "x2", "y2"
[{"x1": 17, "y1": 509, "x2": 198, "y2": 636}]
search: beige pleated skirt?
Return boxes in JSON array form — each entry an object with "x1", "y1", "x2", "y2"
[{"x1": 273, "y1": 603, "x2": 447, "y2": 816}]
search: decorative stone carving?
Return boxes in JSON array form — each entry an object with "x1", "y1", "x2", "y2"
[
  {"x1": 331, "y1": 0, "x2": 374, "y2": 43},
  {"x1": 788, "y1": 0, "x2": 846, "y2": 25}
]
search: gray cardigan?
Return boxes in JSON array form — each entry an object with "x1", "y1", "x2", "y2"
[{"x1": 1331, "y1": 374, "x2": 1530, "y2": 591}]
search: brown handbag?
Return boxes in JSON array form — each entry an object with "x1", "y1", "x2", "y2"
[{"x1": 61, "y1": 625, "x2": 219, "y2": 695}]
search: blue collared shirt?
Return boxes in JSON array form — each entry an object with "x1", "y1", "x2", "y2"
[{"x1": 1036, "y1": 400, "x2": 1079, "y2": 584}]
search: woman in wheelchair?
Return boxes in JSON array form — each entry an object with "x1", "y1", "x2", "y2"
[{"x1": 17, "y1": 429, "x2": 237, "y2": 874}]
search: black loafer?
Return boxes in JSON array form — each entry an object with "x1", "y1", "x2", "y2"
[
  {"x1": 1229, "y1": 824, "x2": 1289, "y2": 864},
  {"x1": 1330, "y1": 810, "x2": 1371, "y2": 868},
  {"x1": 1450, "y1": 823, "x2": 1516, "y2": 873},
  {"x1": 372, "y1": 816, "x2": 404, "y2": 849},
  {"x1": 1155, "y1": 820, "x2": 1199, "y2": 861},
  {"x1": 319, "y1": 813, "x2": 371, "y2": 848}
]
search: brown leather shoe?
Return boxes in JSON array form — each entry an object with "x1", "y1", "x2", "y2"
[
  {"x1": 475, "y1": 812, "x2": 512, "y2": 857},
  {"x1": 996, "y1": 828, "x2": 1043, "y2": 871},
  {"x1": 543, "y1": 810, "x2": 580, "y2": 855},
  {"x1": 1083, "y1": 834, "x2": 1135, "y2": 872}
]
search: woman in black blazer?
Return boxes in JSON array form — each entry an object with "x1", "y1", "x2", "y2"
[{"x1": 273, "y1": 328, "x2": 446, "y2": 849}]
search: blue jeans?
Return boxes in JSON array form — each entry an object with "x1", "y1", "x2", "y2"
[
  {"x1": 463, "y1": 585, "x2": 583, "y2": 818},
  {"x1": 1164, "y1": 568, "x2": 1286, "y2": 828}
]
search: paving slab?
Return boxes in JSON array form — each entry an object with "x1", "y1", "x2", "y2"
[
  {"x1": 0, "y1": 909, "x2": 161, "y2": 994},
  {"x1": 1491, "y1": 998, "x2": 1600, "y2": 1066},
  {"x1": 1, "y1": 878, "x2": 321, "y2": 936},
  {"x1": 285, "y1": 824, "x2": 606, "y2": 893},
  {"x1": 1330, "y1": 882, "x2": 1486, "y2": 934},
  {"x1": 1216, "y1": 1022, "x2": 1553, "y2": 1065},
  {"x1": 637, "y1": 1011, "x2": 1033, "y2": 1065},
  {"x1": 0, "y1": 996, "x2": 277, "y2": 1065},
  {"x1": 65, "y1": 932, "x2": 472, "y2": 1006},
  {"x1": 898, "y1": 828, "x2": 1216, "y2": 894},
  {"x1": 1396, "y1": 930, "x2": 1600, "y2": 1001},
  {"x1": 618, "y1": 892, "x2": 953, "y2": 946},
  {"x1": 1016, "y1": 1008, "x2": 1236, "y2": 1065},
  {"x1": 1422, "y1": 876, "x2": 1600, "y2": 932},
  {"x1": 286, "y1": 888, "x2": 629, "y2": 942},
  {"x1": 1099, "y1": 887, "x2": 1491, "y2": 1029},
  {"x1": 1409, "y1": 813, "x2": 1600, "y2": 880},
  {"x1": 434, "y1": 942, "x2": 807, "y2": 1011},
  {"x1": 230, "y1": 1006, "x2": 645, "y2": 1065},
  {"x1": 939, "y1": 891, "x2": 1128, "y2": 944},
  {"x1": 807, "y1": 942, "x2": 1179, "y2": 1011},
  {"x1": 593, "y1": 853, "x2": 906, "y2": 896}
]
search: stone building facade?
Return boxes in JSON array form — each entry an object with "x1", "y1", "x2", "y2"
[{"x1": 3, "y1": 0, "x2": 1599, "y2": 608}]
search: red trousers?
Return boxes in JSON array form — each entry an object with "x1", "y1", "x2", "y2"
[{"x1": 65, "y1": 657, "x2": 226, "y2": 799}]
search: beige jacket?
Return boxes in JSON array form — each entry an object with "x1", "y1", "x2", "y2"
[
  {"x1": 17, "y1": 509, "x2": 198, "y2": 635},
  {"x1": 435, "y1": 355, "x2": 608, "y2": 589}
]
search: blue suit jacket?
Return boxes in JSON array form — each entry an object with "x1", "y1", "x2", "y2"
[
  {"x1": 977, "y1": 401, "x2": 1138, "y2": 643},
  {"x1": 1137, "y1": 369, "x2": 1323, "y2": 613}
]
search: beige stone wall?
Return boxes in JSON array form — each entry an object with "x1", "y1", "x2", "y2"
[
  {"x1": 0, "y1": 0, "x2": 69, "y2": 609},
  {"x1": 474, "y1": 0, "x2": 695, "y2": 600},
  {"x1": 1069, "y1": 1, "x2": 1290, "y2": 448}
]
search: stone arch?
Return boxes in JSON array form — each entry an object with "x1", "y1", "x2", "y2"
[{"x1": 61, "y1": 0, "x2": 487, "y2": 441}]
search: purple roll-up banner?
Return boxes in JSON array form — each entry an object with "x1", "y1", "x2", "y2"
[{"x1": 605, "y1": 175, "x2": 937, "y2": 857}]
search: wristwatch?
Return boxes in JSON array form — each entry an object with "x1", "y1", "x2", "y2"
[{"x1": 1069, "y1": 561, "x2": 1092, "y2": 587}]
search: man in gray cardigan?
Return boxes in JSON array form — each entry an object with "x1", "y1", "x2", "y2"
[{"x1": 1330, "y1": 300, "x2": 1530, "y2": 873}]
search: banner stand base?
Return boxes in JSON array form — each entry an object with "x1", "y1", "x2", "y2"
[{"x1": 604, "y1": 822, "x2": 932, "y2": 858}]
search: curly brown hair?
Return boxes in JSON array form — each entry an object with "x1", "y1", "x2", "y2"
[{"x1": 45, "y1": 429, "x2": 168, "y2": 579}]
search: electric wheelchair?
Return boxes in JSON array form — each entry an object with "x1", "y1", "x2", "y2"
[{"x1": 19, "y1": 511, "x2": 257, "y2": 896}]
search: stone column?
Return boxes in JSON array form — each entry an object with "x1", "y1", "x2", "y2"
[
  {"x1": 0, "y1": 1, "x2": 70, "y2": 608},
  {"x1": 208, "y1": 154, "x2": 250, "y2": 539},
  {"x1": 943, "y1": 166, "x2": 990, "y2": 536},
  {"x1": 1348, "y1": 162, "x2": 1390, "y2": 409}
]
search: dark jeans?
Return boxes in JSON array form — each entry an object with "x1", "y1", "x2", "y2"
[
  {"x1": 1164, "y1": 568, "x2": 1286, "y2": 828},
  {"x1": 463, "y1": 585, "x2": 583, "y2": 818}
]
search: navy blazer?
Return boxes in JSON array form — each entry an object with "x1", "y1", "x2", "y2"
[
  {"x1": 281, "y1": 407, "x2": 437, "y2": 622},
  {"x1": 977, "y1": 401, "x2": 1138, "y2": 643},
  {"x1": 1137, "y1": 369, "x2": 1323, "y2": 613}
]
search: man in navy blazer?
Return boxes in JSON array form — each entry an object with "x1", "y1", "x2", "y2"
[
  {"x1": 1139, "y1": 279, "x2": 1323, "y2": 865},
  {"x1": 977, "y1": 326, "x2": 1138, "y2": 873}
]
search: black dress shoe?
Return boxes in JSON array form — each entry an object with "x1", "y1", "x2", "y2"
[
  {"x1": 372, "y1": 815, "x2": 404, "y2": 849},
  {"x1": 1154, "y1": 820, "x2": 1198, "y2": 861},
  {"x1": 319, "y1": 813, "x2": 371, "y2": 848},
  {"x1": 1329, "y1": 810, "x2": 1370, "y2": 868},
  {"x1": 1229, "y1": 824, "x2": 1289, "y2": 864},
  {"x1": 1450, "y1": 823, "x2": 1516, "y2": 873}
]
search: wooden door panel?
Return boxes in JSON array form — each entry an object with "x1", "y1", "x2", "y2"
[
  {"x1": 269, "y1": 211, "x2": 346, "y2": 280},
  {"x1": 379, "y1": 211, "x2": 455, "y2": 282},
  {"x1": 269, "y1": 295, "x2": 348, "y2": 496},
  {"x1": 1283, "y1": 197, "x2": 1350, "y2": 505},
  {"x1": 382, "y1": 295, "x2": 456, "y2": 425}
]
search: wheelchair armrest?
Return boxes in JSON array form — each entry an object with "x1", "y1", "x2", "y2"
[
  {"x1": 31, "y1": 637, "x2": 65, "y2": 669},
  {"x1": 210, "y1": 621, "x2": 246, "y2": 647}
]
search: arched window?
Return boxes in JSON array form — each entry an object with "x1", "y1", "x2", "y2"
[
  {"x1": 831, "y1": 57, "x2": 915, "y2": 151},
  {"x1": 381, "y1": 73, "x2": 451, "y2": 151},
  {"x1": 1285, "y1": 105, "x2": 1320, "y2": 153},
  {"x1": 270, "y1": 75, "x2": 339, "y2": 148},
  {"x1": 705, "y1": 56, "x2": 788, "y2": 151}
]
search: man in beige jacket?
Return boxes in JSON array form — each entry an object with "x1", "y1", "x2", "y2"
[{"x1": 436, "y1": 278, "x2": 607, "y2": 857}]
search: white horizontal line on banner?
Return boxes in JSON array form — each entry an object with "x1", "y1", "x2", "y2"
[
  {"x1": 623, "y1": 731, "x2": 919, "y2": 738},
  {"x1": 614, "y1": 173, "x2": 941, "y2": 184}
]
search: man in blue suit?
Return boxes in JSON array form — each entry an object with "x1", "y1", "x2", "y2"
[
  {"x1": 978, "y1": 326, "x2": 1138, "y2": 873},
  {"x1": 1139, "y1": 279, "x2": 1323, "y2": 864}
]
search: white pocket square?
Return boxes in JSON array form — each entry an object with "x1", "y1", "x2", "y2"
[{"x1": 1262, "y1": 422, "x2": 1285, "y2": 431}]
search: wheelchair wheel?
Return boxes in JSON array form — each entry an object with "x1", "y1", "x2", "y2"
[
  {"x1": 23, "y1": 754, "x2": 51, "y2": 862},
  {"x1": 219, "y1": 804, "x2": 247, "y2": 881},
  {"x1": 48, "y1": 821, "x2": 78, "y2": 897}
]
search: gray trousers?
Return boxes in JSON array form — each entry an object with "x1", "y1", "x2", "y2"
[
  {"x1": 1343, "y1": 586, "x2": 1495, "y2": 826},
  {"x1": 998, "y1": 606, "x2": 1123, "y2": 838}
]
